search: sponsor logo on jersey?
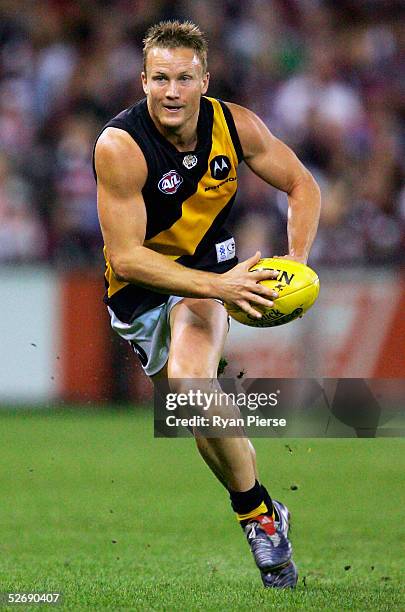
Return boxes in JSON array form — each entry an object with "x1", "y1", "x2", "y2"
[
  {"x1": 210, "y1": 155, "x2": 231, "y2": 180},
  {"x1": 158, "y1": 170, "x2": 183, "y2": 194},
  {"x1": 182, "y1": 154, "x2": 198, "y2": 169},
  {"x1": 205, "y1": 176, "x2": 236, "y2": 192},
  {"x1": 215, "y1": 237, "x2": 235, "y2": 263}
]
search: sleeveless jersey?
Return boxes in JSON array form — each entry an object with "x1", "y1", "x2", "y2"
[{"x1": 93, "y1": 96, "x2": 244, "y2": 322}]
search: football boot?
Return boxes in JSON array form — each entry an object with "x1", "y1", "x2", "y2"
[{"x1": 243, "y1": 499, "x2": 298, "y2": 588}]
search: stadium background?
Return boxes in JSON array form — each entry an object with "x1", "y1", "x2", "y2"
[
  {"x1": 1, "y1": 2, "x2": 405, "y2": 609},
  {"x1": 0, "y1": 0, "x2": 404, "y2": 404}
]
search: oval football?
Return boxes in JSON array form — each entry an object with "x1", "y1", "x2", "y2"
[{"x1": 225, "y1": 257, "x2": 320, "y2": 328}]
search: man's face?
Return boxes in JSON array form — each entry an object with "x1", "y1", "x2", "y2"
[{"x1": 142, "y1": 47, "x2": 209, "y2": 131}]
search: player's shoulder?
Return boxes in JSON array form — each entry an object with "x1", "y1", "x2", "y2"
[
  {"x1": 222, "y1": 101, "x2": 271, "y2": 158},
  {"x1": 96, "y1": 121, "x2": 146, "y2": 166},
  {"x1": 96, "y1": 126, "x2": 139, "y2": 157},
  {"x1": 223, "y1": 101, "x2": 266, "y2": 135},
  {"x1": 94, "y1": 127, "x2": 147, "y2": 187},
  {"x1": 95, "y1": 99, "x2": 147, "y2": 161}
]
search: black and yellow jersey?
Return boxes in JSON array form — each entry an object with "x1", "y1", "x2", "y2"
[{"x1": 93, "y1": 96, "x2": 244, "y2": 322}]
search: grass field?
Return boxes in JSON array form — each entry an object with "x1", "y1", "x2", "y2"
[{"x1": 0, "y1": 407, "x2": 404, "y2": 611}]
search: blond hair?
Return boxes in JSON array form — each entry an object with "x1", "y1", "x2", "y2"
[{"x1": 143, "y1": 20, "x2": 208, "y2": 74}]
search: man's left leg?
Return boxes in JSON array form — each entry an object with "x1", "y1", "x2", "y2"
[
  {"x1": 168, "y1": 298, "x2": 257, "y2": 491},
  {"x1": 153, "y1": 297, "x2": 297, "y2": 588}
]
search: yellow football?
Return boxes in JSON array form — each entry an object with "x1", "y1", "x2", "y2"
[{"x1": 225, "y1": 257, "x2": 320, "y2": 327}]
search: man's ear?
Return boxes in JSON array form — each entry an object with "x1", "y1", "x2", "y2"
[
  {"x1": 141, "y1": 72, "x2": 148, "y2": 95},
  {"x1": 201, "y1": 72, "x2": 210, "y2": 95}
]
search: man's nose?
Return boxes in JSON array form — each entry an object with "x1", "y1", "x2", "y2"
[{"x1": 166, "y1": 80, "x2": 180, "y2": 98}]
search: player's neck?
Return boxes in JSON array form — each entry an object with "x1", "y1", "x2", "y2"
[{"x1": 164, "y1": 129, "x2": 198, "y2": 152}]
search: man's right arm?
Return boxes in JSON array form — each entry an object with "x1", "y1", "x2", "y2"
[{"x1": 95, "y1": 127, "x2": 277, "y2": 318}]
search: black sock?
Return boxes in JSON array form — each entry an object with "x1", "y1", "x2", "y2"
[
  {"x1": 229, "y1": 479, "x2": 265, "y2": 515},
  {"x1": 260, "y1": 484, "x2": 275, "y2": 518}
]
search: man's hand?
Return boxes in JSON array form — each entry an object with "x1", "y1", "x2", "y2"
[{"x1": 216, "y1": 251, "x2": 279, "y2": 319}]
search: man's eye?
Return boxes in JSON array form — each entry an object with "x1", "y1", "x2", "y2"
[
  {"x1": 154, "y1": 75, "x2": 166, "y2": 81},
  {"x1": 180, "y1": 75, "x2": 192, "y2": 81}
]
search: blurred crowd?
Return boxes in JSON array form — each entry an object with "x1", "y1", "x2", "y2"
[{"x1": 0, "y1": 0, "x2": 404, "y2": 267}]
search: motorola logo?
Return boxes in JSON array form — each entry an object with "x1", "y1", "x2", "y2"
[{"x1": 210, "y1": 155, "x2": 231, "y2": 180}]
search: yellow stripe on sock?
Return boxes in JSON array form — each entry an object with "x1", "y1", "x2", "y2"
[{"x1": 236, "y1": 501, "x2": 268, "y2": 522}]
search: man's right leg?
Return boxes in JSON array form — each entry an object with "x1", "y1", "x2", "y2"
[
  {"x1": 162, "y1": 298, "x2": 297, "y2": 588},
  {"x1": 166, "y1": 297, "x2": 257, "y2": 493},
  {"x1": 147, "y1": 298, "x2": 297, "y2": 588},
  {"x1": 194, "y1": 435, "x2": 259, "y2": 489},
  {"x1": 152, "y1": 361, "x2": 259, "y2": 489}
]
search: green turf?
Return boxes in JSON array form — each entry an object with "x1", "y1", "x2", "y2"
[{"x1": 0, "y1": 408, "x2": 404, "y2": 610}]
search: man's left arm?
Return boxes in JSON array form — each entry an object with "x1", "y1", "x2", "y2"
[{"x1": 227, "y1": 102, "x2": 321, "y2": 264}]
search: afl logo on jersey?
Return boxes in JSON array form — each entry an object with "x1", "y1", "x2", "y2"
[
  {"x1": 158, "y1": 170, "x2": 183, "y2": 194},
  {"x1": 210, "y1": 155, "x2": 231, "y2": 180}
]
